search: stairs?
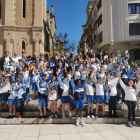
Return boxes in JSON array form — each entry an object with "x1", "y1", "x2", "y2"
[{"x1": 0, "y1": 91, "x2": 140, "y2": 125}]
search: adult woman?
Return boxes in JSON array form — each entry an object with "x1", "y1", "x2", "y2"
[{"x1": 119, "y1": 72, "x2": 140, "y2": 127}]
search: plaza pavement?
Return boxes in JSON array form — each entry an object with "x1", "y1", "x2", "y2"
[{"x1": 0, "y1": 124, "x2": 140, "y2": 140}]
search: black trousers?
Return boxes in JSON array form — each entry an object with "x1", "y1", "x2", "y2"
[
  {"x1": 127, "y1": 101, "x2": 137, "y2": 121},
  {"x1": 109, "y1": 96, "x2": 117, "y2": 116},
  {"x1": 17, "y1": 98, "x2": 24, "y2": 116},
  {"x1": 46, "y1": 95, "x2": 48, "y2": 107}
]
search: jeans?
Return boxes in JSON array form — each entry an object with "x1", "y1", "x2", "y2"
[
  {"x1": 127, "y1": 101, "x2": 137, "y2": 121},
  {"x1": 17, "y1": 98, "x2": 24, "y2": 116}
]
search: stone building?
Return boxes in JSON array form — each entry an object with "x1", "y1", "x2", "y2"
[
  {"x1": 44, "y1": 5, "x2": 56, "y2": 52},
  {"x1": 0, "y1": 0, "x2": 47, "y2": 57},
  {"x1": 79, "y1": 0, "x2": 140, "y2": 65}
]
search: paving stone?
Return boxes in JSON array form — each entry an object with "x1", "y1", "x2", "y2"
[{"x1": 107, "y1": 118, "x2": 113, "y2": 124}]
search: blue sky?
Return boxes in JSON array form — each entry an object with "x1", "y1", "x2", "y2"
[{"x1": 47, "y1": 0, "x2": 89, "y2": 51}]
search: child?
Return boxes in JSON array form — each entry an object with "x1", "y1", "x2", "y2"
[
  {"x1": 8, "y1": 81, "x2": 18, "y2": 118},
  {"x1": 106, "y1": 85, "x2": 117, "y2": 117},
  {"x1": 31, "y1": 68, "x2": 39, "y2": 99},
  {"x1": 81, "y1": 66, "x2": 87, "y2": 83},
  {"x1": 37, "y1": 80, "x2": 47, "y2": 118},
  {"x1": 47, "y1": 76, "x2": 59, "y2": 118},
  {"x1": 85, "y1": 75, "x2": 96, "y2": 119},
  {"x1": 74, "y1": 66, "x2": 81, "y2": 83},
  {"x1": 23, "y1": 77, "x2": 30, "y2": 111},
  {"x1": 71, "y1": 69, "x2": 89, "y2": 126},
  {"x1": 13, "y1": 82, "x2": 26, "y2": 119},
  {"x1": 3, "y1": 76, "x2": 11, "y2": 111},
  {"x1": 56, "y1": 70, "x2": 72, "y2": 119},
  {"x1": 95, "y1": 77, "x2": 106, "y2": 118}
]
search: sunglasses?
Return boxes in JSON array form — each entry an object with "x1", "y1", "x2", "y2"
[{"x1": 14, "y1": 54, "x2": 18, "y2": 55}]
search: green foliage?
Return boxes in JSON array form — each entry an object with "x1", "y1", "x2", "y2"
[{"x1": 51, "y1": 42, "x2": 64, "y2": 57}]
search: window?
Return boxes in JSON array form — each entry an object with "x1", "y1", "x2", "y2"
[
  {"x1": 98, "y1": 14, "x2": 102, "y2": 27},
  {"x1": 0, "y1": 1, "x2": 1, "y2": 19},
  {"x1": 23, "y1": 0, "x2": 26, "y2": 18},
  {"x1": 22, "y1": 41, "x2": 25, "y2": 51},
  {"x1": 129, "y1": 23, "x2": 140, "y2": 35},
  {"x1": 128, "y1": 5, "x2": 131, "y2": 14},
  {"x1": 97, "y1": 0, "x2": 102, "y2": 11},
  {"x1": 134, "y1": 50, "x2": 140, "y2": 60},
  {"x1": 98, "y1": 32, "x2": 103, "y2": 44},
  {"x1": 94, "y1": 34, "x2": 97, "y2": 40},
  {"x1": 128, "y1": 4, "x2": 140, "y2": 14}
]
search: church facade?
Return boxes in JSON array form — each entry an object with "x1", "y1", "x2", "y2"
[{"x1": 0, "y1": 0, "x2": 47, "y2": 57}]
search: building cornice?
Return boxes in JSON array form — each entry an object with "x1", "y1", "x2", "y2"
[{"x1": 0, "y1": 26, "x2": 43, "y2": 32}]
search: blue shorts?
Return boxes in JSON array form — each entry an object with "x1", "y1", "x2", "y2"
[
  {"x1": 0, "y1": 98, "x2": 2, "y2": 102},
  {"x1": 32, "y1": 83, "x2": 37, "y2": 91},
  {"x1": 50, "y1": 99, "x2": 58, "y2": 101},
  {"x1": 8, "y1": 99, "x2": 16, "y2": 106},
  {"x1": 74, "y1": 99, "x2": 84, "y2": 109},
  {"x1": 39, "y1": 98, "x2": 46, "y2": 107},
  {"x1": 61, "y1": 96, "x2": 70, "y2": 104},
  {"x1": 87, "y1": 95, "x2": 95, "y2": 104},
  {"x1": 96, "y1": 95, "x2": 105, "y2": 104},
  {"x1": 117, "y1": 83, "x2": 122, "y2": 89},
  {"x1": 3, "y1": 93, "x2": 9, "y2": 102},
  {"x1": 26, "y1": 93, "x2": 30, "y2": 101}
]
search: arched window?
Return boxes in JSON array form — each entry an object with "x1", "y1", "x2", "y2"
[
  {"x1": 23, "y1": 0, "x2": 26, "y2": 18},
  {"x1": 22, "y1": 41, "x2": 25, "y2": 51}
]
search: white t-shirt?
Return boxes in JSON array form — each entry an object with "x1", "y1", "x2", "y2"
[
  {"x1": 110, "y1": 86, "x2": 117, "y2": 96},
  {"x1": 12, "y1": 56, "x2": 22, "y2": 64},
  {"x1": 74, "y1": 71, "x2": 81, "y2": 81},
  {"x1": 95, "y1": 82, "x2": 104, "y2": 95},
  {"x1": 81, "y1": 71, "x2": 86, "y2": 80},
  {"x1": 5, "y1": 57, "x2": 10, "y2": 64},
  {"x1": 62, "y1": 84, "x2": 69, "y2": 96},
  {"x1": 86, "y1": 83, "x2": 94, "y2": 95},
  {"x1": 103, "y1": 64, "x2": 108, "y2": 72},
  {"x1": 67, "y1": 73, "x2": 71, "y2": 81}
]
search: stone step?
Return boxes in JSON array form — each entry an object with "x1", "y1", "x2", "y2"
[
  {"x1": 1, "y1": 110, "x2": 140, "y2": 118},
  {"x1": 0, "y1": 99, "x2": 125, "y2": 110},
  {"x1": 0, "y1": 117, "x2": 140, "y2": 125},
  {"x1": 0, "y1": 103, "x2": 125, "y2": 112}
]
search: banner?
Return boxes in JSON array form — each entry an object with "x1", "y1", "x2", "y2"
[
  {"x1": 48, "y1": 83, "x2": 58, "y2": 100},
  {"x1": 108, "y1": 77, "x2": 119, "y2": 87},
  {"x1": 0, "y1": 77, "x2": 10, "y2": 94}
]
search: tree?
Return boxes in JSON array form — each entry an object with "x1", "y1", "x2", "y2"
[
  {"x1": 51, "y1": 32, "x2": 77, "y2": 56},
  {"x1": 51, "y1": 41, "x2": 64, "y2": 57}
]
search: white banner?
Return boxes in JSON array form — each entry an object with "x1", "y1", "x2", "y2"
[
  {"x1": 48, "y1": 83, "x2": 58, "y2": 101},
  {"x1": 0, "y1": 77, "x2": 10, "y2": 94},
  {"x1": 108, "y1": 77, "x2": 119, "y2": 86}
]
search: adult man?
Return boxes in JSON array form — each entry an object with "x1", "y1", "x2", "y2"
[
  {"x1": 12, "y1": 52, "x2": 22, "y2": 64},
  {"x1": 0, "y1": 51, "x2": 12, "y2": 70}
]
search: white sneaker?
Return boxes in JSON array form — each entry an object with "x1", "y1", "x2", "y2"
[
  {"x1": 76, "y1": 119, "x2": 79, "y2": 126},
  {"x1": 91, "y1": 115, "x2": 95, "y2": 119},
  {"x1": 55, "y1": 114, "x2": 58, "y2": 119},
  {"x1": 62, "y1": 114, "x2": 66, "y2": 119},
  {"x1": 49, "y1": 114, "x2": 54, "y2": 118},
  {"x1": 87, "y1": 115, "x2": 90, "y2": 119},
  {"x1": 128, "y1": 121, "x2": 132, "y2": 127},
  {"x1": 132, "y1": 121, "x2": 137, "y2": 126},
  {"x1": 69, "y1": 115, "x2": 72, "y2": 119},
  {"x1": 80, "y1": 121, "x2": 85, "y2": 126}
]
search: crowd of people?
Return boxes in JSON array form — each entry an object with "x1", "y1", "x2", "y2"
[{"x1": 0, "y1": 47, "x2": 140, "y2": 127}]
